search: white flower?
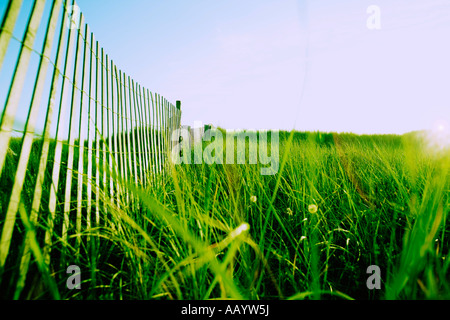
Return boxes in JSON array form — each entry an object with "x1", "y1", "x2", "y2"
[
  {"x1": 250, "y1": 195, "x2": 257, "y2": 203},
  {"x1": 308, "y1": 204, "x2": 318, "y2": 214}
]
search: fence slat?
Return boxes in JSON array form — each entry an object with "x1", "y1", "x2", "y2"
[
  {"x1": 75, "y1": 22, "x2": 91, "y2": 252},
  {"x1": 86, "y1": 31, "x2": 95, "y2": 244},
  {"x1": 62, "y1": 13, "x2": 86, "y2": 255},
  {"x1": 105, "y1": 55, "x2": 114, "y2": 210},
  {"x1": 131, "y1": 79, "x2": 144, "y2": 184},
  {"x1": 127, "y1": 76, "x2": 138, "y2": 186},
  {"x1": 157, "y1": 94, "x2": 163, "y2": 173},
  {"x1": 0, "y1": 0, "x2": 24, "y2": 74},
  {"x1": 142, "y1": 88, "x2": 152, "y2": 185},
  {"x1": 154, "y1": 93, "x2": 160, "y2": 173},
  {"x1": 94, "y1": 40, "x2": 100, "y2": 228},
  {"x1": 118, "y1": 69, "x2": 129, "y2": 185},
  {"x1": 163, "y1": 98, "x2": 168, "y2": 168},
  {"x1": 122, "y1": 72, "x2": 134, "y2": 186},
  {"x1": 101, "y1": 49, "x2": 108, "y2": 219},
  {"x1": 113, "y1": 64, "x2": 125, "y2": 201},
  {"x1": 136, "y1": 83, "x2": 148, "y2": 185},
  {"x1": 150, "y1": 91, "x2": 159, "y2": 175}
]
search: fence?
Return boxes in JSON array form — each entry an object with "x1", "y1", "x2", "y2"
[{"x1": 0, "y1": 0, "x2": 181, "y2": 293}]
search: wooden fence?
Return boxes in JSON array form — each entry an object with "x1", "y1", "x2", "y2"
[{"x1": 0, "y1": 0, "x2": 182, "y2": 289}]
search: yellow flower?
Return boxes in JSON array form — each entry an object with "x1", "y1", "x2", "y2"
[
  {"x1": 286, "y1": 208, "x2": 293, "y2": 216},
  {"x1": 250, "y1": 195, "x2": 257, "y2": 203},
  {"x1": 308, "y1": 204, "x2": 318, "y2": 214}
]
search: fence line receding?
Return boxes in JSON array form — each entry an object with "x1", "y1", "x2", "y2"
[{"x1": 0, "y1": 0, "x2": 182, "y2": 294}]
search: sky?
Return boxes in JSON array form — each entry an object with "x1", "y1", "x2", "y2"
[{"x1": 2, "y1": 0, "x2": 450, "y2": 135}]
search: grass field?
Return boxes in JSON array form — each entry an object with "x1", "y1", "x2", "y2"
[{"x1": 0, "y1": 129, "x2": 448, "y2": 300}]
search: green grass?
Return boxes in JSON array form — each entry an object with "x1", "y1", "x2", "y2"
[{"x1": 0, "y1": 130, "x2": 448, "y2": 300}]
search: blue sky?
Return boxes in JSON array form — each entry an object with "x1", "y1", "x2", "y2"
[{"x1": 2, "y1": 0, "x2": 450, "y2": 134}]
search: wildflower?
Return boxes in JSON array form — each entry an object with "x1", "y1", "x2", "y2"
[
  {"x1": 308, "y1": 204, "x2": 318, "y2": 214},
  {"x1": 300, "y1": 236, "x2": 307, "y2": 241},
  {"x1": 250, "y1": 195, "x2": 257, "y2": 203},
  {"x1": 286, "y1": 208, "x2": 293, "y2": 216}
]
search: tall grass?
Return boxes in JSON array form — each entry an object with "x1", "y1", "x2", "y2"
[{"x1": 0, "y1": 130, "x2": 448, "y2": 300}]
